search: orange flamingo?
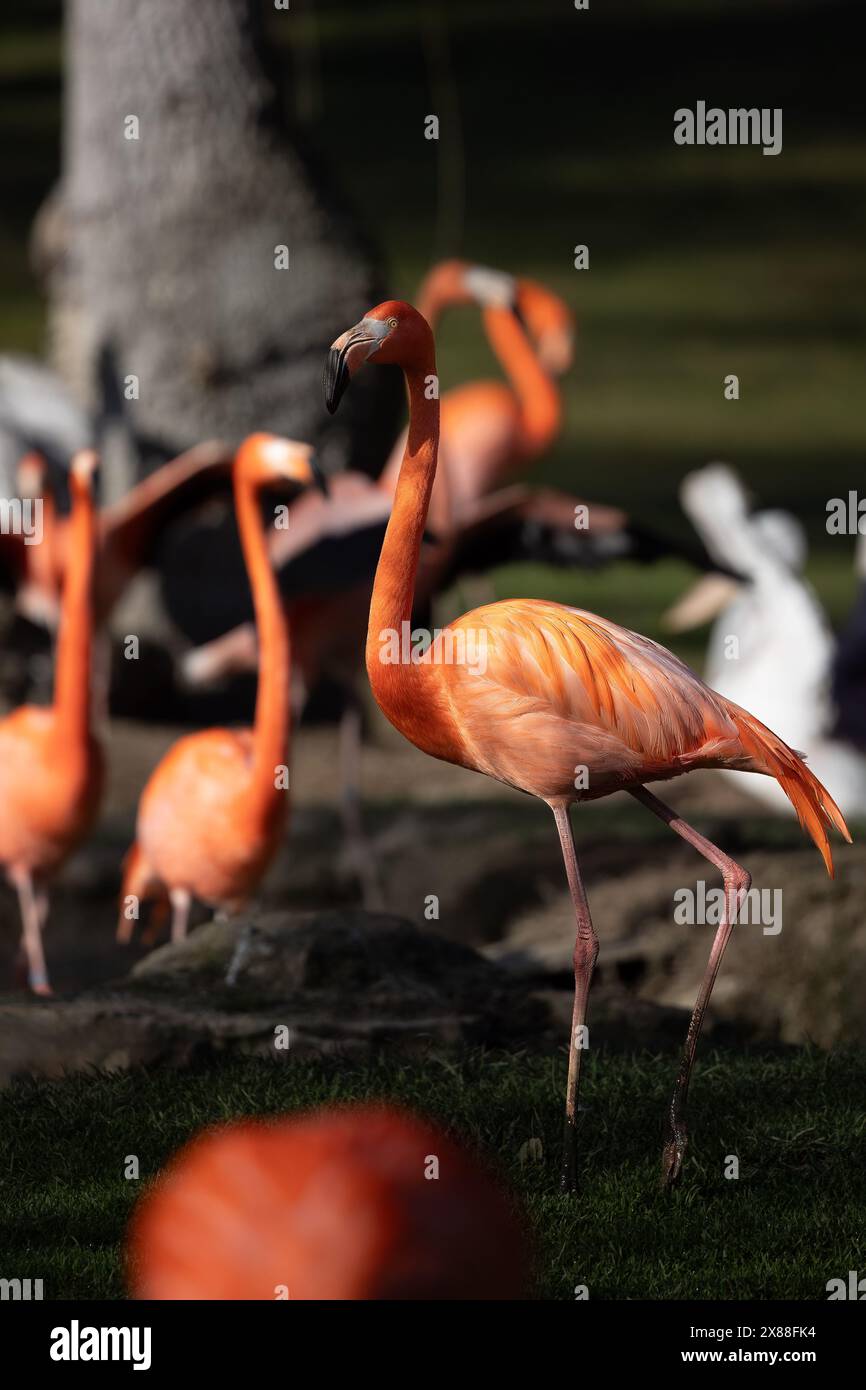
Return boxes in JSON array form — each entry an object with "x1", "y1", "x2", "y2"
[
  {"x1": 117, "y1": 435, "x2": 322, "y2": 946},
  {"x1": 325, "y1": 300, "x2": 851, "y2": 1191},
  {"x1": 127, "y1": 1105, "x2": 527, "y2": 1300},
  {"x1": 0, "y1": 450, "x2": 103, "y2": 994}
]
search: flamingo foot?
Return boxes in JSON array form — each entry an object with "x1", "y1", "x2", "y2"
[{"x1": 661, "y1": 1122, "x2": 688, "y2": 1189}]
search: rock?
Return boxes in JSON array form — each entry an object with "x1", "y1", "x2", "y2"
[{"x1": 0, "y1": 910, "x2": 550, "y2": 1087}]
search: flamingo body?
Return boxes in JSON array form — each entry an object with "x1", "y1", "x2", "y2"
[
  {"x1": 120, "y1": 435, "x2": 318, "y2": 942},
  {"x1": 0, "y1": 707, "x2": 102, "y2": 874},
  {"x1": 135, "y1": 729, "x2": 286, "y2": 907},
  {"x1": 368, "y1": 597, "x2": 846, "y2": 872}
]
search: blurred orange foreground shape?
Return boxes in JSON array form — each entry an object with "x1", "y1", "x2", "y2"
[{"x1": 128, "y1": 1104, "x2": 528, "y2": 1300}]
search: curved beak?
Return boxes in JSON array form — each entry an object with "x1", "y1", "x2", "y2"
[
  {"x1": 324, "y1": 339, "x2": 352, "y2": 415},
  {"x1": 324, "y1": 319, "x2": 389, "y2": 414}
]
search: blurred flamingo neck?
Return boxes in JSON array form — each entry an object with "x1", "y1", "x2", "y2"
[
  {"x1": 235, "y1": 474, "x2": 290, "y2": 806},
  {"x1": 367, "y1": 364, "x2": 440, "y2": 673},
  {"x1": 54, "y1": 480, "x2": 95, "y2": 747},
  {"x1": 483, "y1": 306, "x2": 561, "y2": 458}
]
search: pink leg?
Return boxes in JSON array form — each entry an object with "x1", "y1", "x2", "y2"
[
  {"x1": 12, "y1": 870, "x2": 52, "y2": 996},
  {"x1": 551, "y1": 802, "x2": 599, "y2": 1193},
  {"x1": 631, "y1": 786, "x2": 751, "y2": 1187},
  {"x1": 170, "y1": 888, "x2": 192, "y2": 944}
]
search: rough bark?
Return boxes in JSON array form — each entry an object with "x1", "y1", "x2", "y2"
[{"x1": 45, "y1": 0, "x2": 400, "y2": 501}]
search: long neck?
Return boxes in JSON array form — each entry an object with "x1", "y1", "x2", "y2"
[
  {"x1": 367, "y1": 365, "x2": 440, "y2": 669},
  {"x1": 482, "y1": 306, "x2": 561, "y2": 458},
  {"x1": 53, "y1": 477, "x2": 95, "y2": 746},
  {"x1": 235, "y1": 474, "x2": 290, "y2": 810}
]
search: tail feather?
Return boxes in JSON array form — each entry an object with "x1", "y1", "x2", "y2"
[
  {"x1": 117, "y1": 842, "x2": 167, "y2": 943},
  {"x1": 732, "y1": 707, "x2": 852, "y2": 877}
]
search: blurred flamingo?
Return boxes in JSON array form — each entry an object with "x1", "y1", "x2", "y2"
[
  {"x1": 117, "y1": 435, "x2": 323, "y2": 946},
  {"x1": 324, "y1": 300, "x2": 851, "y2": 1190},
  {"x1": 0, "y1": 450, "x2": 104, "y2": 993},
  {"x1": 127, "y1": 1105, "x2": 527, "y2": 1300}
]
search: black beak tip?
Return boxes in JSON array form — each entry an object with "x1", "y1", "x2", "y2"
[{"x1": 323, "y1": 347, "x2": 349, "y2": 416}]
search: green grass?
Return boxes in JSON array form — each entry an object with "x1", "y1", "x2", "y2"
[{"x1": 1, "y1": 1048, "x2": 864, "y2": 1299}]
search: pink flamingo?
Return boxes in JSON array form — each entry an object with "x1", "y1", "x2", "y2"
[{"x1": 324, "y1": 299, "x2": 851, "y2": 1190}]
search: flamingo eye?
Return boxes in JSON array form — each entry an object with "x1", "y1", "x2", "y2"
[{"x1": 387, "y1": 317, "x2": 398, "y2": 329}]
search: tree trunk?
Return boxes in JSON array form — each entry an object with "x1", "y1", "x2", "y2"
[{"x1": 45, "y1": 0, "x2": 399, "y2": 502}]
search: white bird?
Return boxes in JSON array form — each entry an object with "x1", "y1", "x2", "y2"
[{"x1": 665, "y1": 462, "x2": 866, "y2": 820}]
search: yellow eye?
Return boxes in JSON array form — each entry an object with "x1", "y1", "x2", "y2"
[{"x1": 388, "y1": 317, "x2": 398, "y2": 329}]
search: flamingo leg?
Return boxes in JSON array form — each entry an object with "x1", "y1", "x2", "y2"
[
  {"x1": 338, "y1": 689, "x2": 385, "y2": 910},
  {"x1": 630, "y1": 785, "x2": 751, "y2": 1187},
  {"x1": 13, "y1": 870, "x2": 52, "y2": 996},
  {"x1": 169, "y1": 888, "x2": 192, "y2": 944},
  {"x1": 551, "y1": 802, "x2": 598, "y2": 1194}
]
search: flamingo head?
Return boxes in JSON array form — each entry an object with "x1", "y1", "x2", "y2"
[
  {"x1": 416, "y1": 260, "x2": 475, "y2": 320},
  {"x1": 69, "y1": 448, "x2": 99, "y2": 499},
  {"x1": 235, "y1": 433, "x2": 328, "y2": 495},
  {"x1": 451, "y1": 263, "x2": 575, "y2": 376},
  {"x1": 324, "y1": 301, "x2": 434, "y2": 413}
]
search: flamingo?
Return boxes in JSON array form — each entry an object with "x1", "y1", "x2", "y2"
[
  {"x1": 0, "y1": 450, "x2": 103, "y2": 994},
  {"x1": 664, "y1": 463, "x2": 866, "y2": 820},
  {"x1": 324, "y1": 300, "x2": 851, "y2": 1191},
  {"x1": 127, "y1": 1105, "x2": 527, "y2": 1300},
  {"x1": 117, "y1": 434, "x2": 323, "y2": 946}
]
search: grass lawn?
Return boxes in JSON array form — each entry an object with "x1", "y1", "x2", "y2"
[{"x1": 1, "y1": 1047, "x2": 863, "y2": 1300}]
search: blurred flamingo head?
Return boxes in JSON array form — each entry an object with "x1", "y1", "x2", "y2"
[
  {"x1": 416, "y1": 259, "x2": 476, "y2": 319},
  {"x1": 68, "y1": 448, "x2": 99, "y2": 501},
  {"x1": 234, "y1": 433, "x2": 327, "y2": 494},
  {"x1": 428, "y1": 260, "x2": 575, "y2": 376}
]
